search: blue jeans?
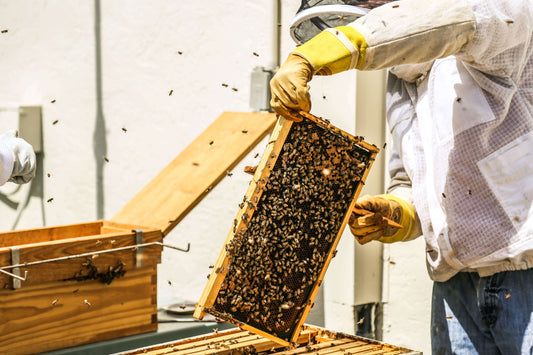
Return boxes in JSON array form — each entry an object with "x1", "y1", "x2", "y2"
[{"x1": 432, "y1": 269, "x2": 533, "y2": 354}]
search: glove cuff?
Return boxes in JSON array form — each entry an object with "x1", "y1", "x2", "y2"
[
  {"x1": 0, "y1": 140, "x2": 14, "y2": 185},
  {"x1": 377, "y1": 194, "x2": 415, "y2": 243},
  {"x1": 293, "y1": 26, "x2": 367, "y2": 75}
]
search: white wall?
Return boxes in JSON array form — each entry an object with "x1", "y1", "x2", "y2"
[{"x1": 0, "y1": 1, "x2": 431, "y2": 353}]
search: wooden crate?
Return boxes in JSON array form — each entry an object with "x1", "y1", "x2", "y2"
[
  {"x1": 118, "y1": 325, "x2": 421, "y2": 355},
  {"x1": 194, "y1": 112, "x2": 380, "y2": 345},
  {"x1": 0, "y1": 112, "x2": 276, "y2": 355}
]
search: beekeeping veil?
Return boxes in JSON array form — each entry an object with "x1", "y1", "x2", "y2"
[{"x1": 290, "y1": 0, "x2": 393, "y2": 45}]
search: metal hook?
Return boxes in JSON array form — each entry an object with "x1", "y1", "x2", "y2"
[
  {"x1": 0, "y1": 268, "x2": 28, "y2": 282},
  {"x1": 162, "y1": 242, "x2": 190, "y2": 252}
]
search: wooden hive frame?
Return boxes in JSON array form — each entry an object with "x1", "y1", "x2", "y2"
[{"x1": 194, "y1": 112, "x2": 380, "y2": 346}]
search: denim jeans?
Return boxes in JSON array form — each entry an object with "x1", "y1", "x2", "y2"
[{"x1": 432, "y1": 269, "x2": 533, "y2": 354}]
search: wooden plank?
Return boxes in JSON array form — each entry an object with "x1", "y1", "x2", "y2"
[
  {"x1": 0, "y1": 227, "x2": 162, "y2": 288},
  {"x1": 0, "y1": 267, "x2": 157, "y2": 355},
  {"x1": 194, "y1": 112, "x2": 380, "y2": 345},
  {"x1": 111, "y1": 112, "x2": 276, "y2": 235}
]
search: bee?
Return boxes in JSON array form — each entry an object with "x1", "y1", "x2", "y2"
[
  {"x1": 192, "y1": 162, "x2": 200, "y2": 166},
  {"x1": 168, "y1": 280, "x2": 172, "y2": 286},
  {"x1": 104, "y1": 156, "x2": 109, "y2": 162},
  {"x1": 52, "y1": 120, "x2": 59, "y2": 125},
  {"x1": 226, "y1": 170, "x2": 233, "y2": 177},
  {"x1": 232, "y1": 88, "x2": 239, "y2": 92},
  {"x1": 442, "y1": 192, "x2": 446, "y2": 198},
  {"x1": 52, "y1": 298, "x2": 59, "y2": 306},
  {"x1": 47, "y1": 198, "x2": 54, "y2": 203},
  {"x1": 1, "y1": 29, "x2": 8, "y2": 33},
  {"x1": 254, "y1": 153, "x2": 259, "y2": 158},
  {"x1": 505, "y1": 19, "x2": 514, "y2": 24},
  {"x1": 73, "y1": 288, "x2": 79, "y2": 293},
  {"x1": 122, "y1": 127, "x2": 127, "y2": 132},
  {"x1": 253, "y1": 52, "x2": 259, "y2": 57},
  {"x1": 177, "y1": 51, "x2": 183, "y2": 55},
  {"x1": 221, "y1": 83, "x2": 229, "y2": 87},
  {"x1": 241, "y1": 130, "x2": 248, "y2": 133},
  {"x1": 47, "y1": 173, "x2": 51, "y2": 178},
  {"x1": 456, "y1": 97, "x2": 462, "y2": 103},
  {"x1": 84, "y1": 299, "x2": 91, "y2": 308}
]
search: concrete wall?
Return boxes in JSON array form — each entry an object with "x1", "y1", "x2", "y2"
[{"x1": 0, "y1": 1, "x2": 431, "y2": 353}]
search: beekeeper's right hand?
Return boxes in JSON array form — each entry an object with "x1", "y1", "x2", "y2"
[{"x1": 0, "y1": 130, "x2": 36, "y2": 185}]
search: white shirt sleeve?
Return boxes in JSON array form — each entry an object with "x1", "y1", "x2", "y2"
[{"x1": 0, "y1": 140, "x2": 14, "y2": 185}]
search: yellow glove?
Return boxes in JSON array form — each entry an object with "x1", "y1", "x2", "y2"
[
  {"x1": 270, "y1": 26, "x2": 367, "y2": 120},
  {"x1": 349, "y1": 194, "x2": 415, "y2": 245},
  {"x1": 269, "y1": 53, "x2": 313, "y2": 121}
]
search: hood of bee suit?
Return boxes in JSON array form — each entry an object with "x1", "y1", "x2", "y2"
[{"x1": 290, "y1": 0, "x2": 395, "y2": 45}]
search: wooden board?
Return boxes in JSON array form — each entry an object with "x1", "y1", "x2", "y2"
[
  {"x1": 194, "y1": 112, "x2": 380, "y2": 345},
  {"x1": 111, "y1": 112, "x2": 276, "y2": 235},
  {"x1": 0, "y1": 267, "x2": 158, "y2": 355},
  {"x1": 119, "y1": 326, "x2": 420, "y2": 355}
]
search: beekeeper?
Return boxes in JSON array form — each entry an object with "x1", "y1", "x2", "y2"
[
  {"x1": 0, "y1": 130, "x2": 36, "y2": 185},
  {"x1": 270, "y1": 0, "x2": 533, "y2": 351}
]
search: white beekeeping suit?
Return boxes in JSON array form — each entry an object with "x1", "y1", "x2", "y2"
[
  {"x1": 0, "y1": 130, "x2": 36, "y2": 185},
  {"x1": 271, "y1": 0, "x2": 533, "y2": 281},
  {"x1": 270, "y1": 0, "x2": 533, "y2": 350}
]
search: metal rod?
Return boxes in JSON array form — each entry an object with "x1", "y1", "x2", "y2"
[{"x1": 0, "y1": 241, "x2": 190, "y2": 273}]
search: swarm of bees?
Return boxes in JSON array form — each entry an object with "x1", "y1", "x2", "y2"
[{"x1": 211, "y1": 118, "x2": 372, "y2": 340}]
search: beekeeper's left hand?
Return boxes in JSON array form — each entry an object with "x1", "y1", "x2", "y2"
[{"x1": 0, "y1": 129, "x2": 36, "y2": 185}]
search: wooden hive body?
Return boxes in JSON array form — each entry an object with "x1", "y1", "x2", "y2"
[
  {"x1": 119, "y1": 326, "x2": 421, "y2": 355},
  {"x1": 195, "y1": 112, "x2": 380, "y2": 345},
  {"x1": 0, "y1": 112, "x2": 276, "y2": 355}
]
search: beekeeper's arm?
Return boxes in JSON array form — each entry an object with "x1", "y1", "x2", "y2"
[
  {"x1": 270, "y1": 0, "x2": 476, "y2": 118},
  {"x1": 349, "y1": 74, "x2": 421, "y2": 244},
  {"x1": 0, "y1": 130, "x2": 36, "y2": 185}
]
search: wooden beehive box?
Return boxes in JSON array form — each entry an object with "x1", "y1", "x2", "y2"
[
  {"x1": 195, "y1": 112, "x2": 380, "y2": 345},
  {"x1": 0, "y1": 112, "x2": 276, "y2": 355},
  {"x1": 118, "y1": 325, "x2": 421, "y2": 355}
]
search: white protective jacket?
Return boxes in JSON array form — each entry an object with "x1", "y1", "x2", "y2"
[{"x1": 385, "y1": 0, "x2": 533, "y2": 281}]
